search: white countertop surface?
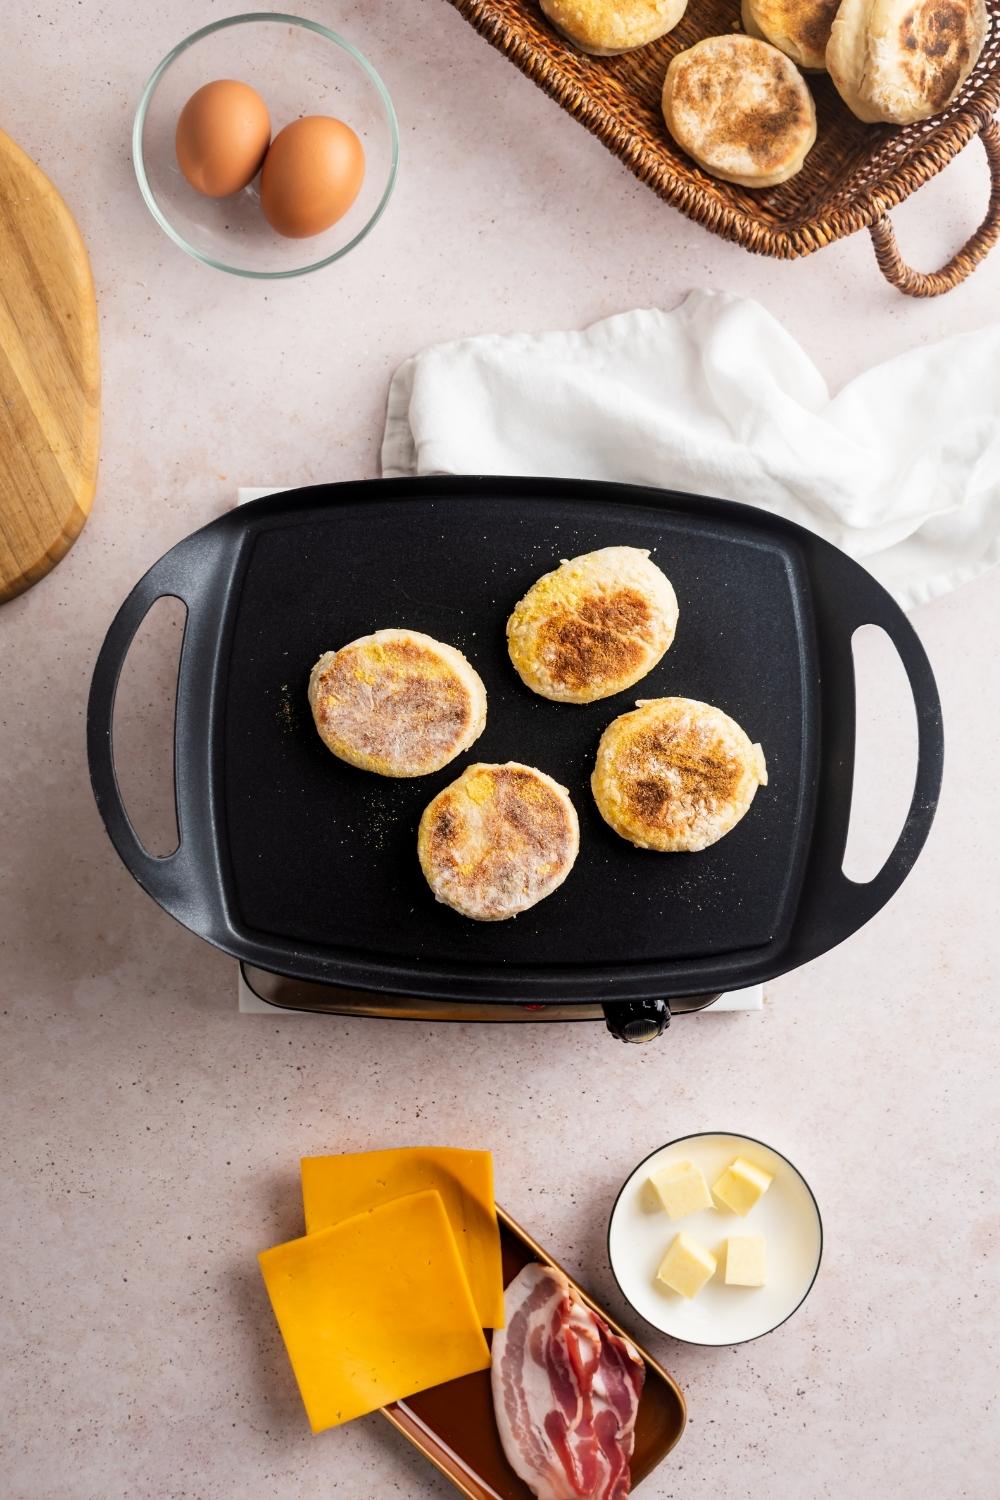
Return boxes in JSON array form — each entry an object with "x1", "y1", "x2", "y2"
[{"x1": 2, "y1": 4, "x2": 998, "y2": 1498}]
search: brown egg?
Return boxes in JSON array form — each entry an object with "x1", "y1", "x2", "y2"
[
  {"x1": 176, "y1": 80, "x2": 271, "y2": 197},
  {"x1": 260, "y1": 116, "x2": 366, "y2": 239}
]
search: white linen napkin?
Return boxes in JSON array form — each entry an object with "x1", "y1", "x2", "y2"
[
  {"x1": 235, "y1": 480, "x2": 761, "y2": 1013},
  {"x1": 382, "y1": 288, "x2": 1000, "y2": 611}
]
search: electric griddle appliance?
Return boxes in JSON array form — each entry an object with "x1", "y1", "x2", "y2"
[{"x1": 88, "y1": 478, "x2": 943, "y2": 1043}]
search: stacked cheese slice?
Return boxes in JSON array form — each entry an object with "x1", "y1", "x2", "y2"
[{"x1": 259, "y1": 1147, "x2": 503, "y2": 1432}]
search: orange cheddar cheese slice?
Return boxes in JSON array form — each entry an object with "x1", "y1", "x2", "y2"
[
  {"x1": 258, "y1": 1189, "x2": 491, "y2": 1432},
  {"x1": 301, "y1": 1146, "x2": 504, "y2": 1328}
]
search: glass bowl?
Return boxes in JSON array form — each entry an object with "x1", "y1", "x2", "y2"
[{"x1": 133, "y1": 13, "x2": 398, "y2": 278}]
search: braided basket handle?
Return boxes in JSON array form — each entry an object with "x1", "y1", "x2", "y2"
[{"x1": 870, "y1": 118, "x2": 1000, "y2": 296}]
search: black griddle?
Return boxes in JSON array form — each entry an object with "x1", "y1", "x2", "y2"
[{"x1": 88, "y1": 477, "x2": 943, "y2": 1026}]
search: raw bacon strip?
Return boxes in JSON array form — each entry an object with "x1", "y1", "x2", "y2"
[
  {"x1": 494, "y1": 1264, "x2": 571, "y2": 1498},
  {"x1": 592, "y1": 1321, "x2": 644, "y2": 1500},
  {"x1": 491, "y1": 1263, "x2": 645, "y2": 1500}
]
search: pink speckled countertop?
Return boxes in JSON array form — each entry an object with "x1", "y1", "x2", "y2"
[{"x1": 2, "y1": 3, "x2": 999, "y2": 1498}]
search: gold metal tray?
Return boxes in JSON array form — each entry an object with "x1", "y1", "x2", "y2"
[{"x1": 381, "y1": 1205, "x2": 686, "y2": 1497}]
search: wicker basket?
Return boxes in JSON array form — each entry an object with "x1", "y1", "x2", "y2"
[{"x1": 447, "y1": 0, "x2": 1000, "y2": 295}]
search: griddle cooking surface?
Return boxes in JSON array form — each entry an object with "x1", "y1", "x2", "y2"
[{"x1": 221, "y1": 492, "x2": 815, "y2": 969}]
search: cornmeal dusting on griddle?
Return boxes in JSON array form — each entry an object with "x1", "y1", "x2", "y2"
[{"x1": 275, "y1": 682, "x2": 297, "y2": 735}]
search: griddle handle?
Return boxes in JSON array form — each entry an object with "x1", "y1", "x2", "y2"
[
  {"x1": 794, "y1": 557, "x2": 944, "y2": 964},
  {"x1": 87, "y1": 526, "x2": 234, "y2": 935}
]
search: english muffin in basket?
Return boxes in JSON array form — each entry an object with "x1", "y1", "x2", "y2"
[
  {"x1": 308, "y1": 629, "x2": 486, "y2": 778},
  {"x1": 507, "y1": 546, "x2": 678, "y2": 705},
  {"x1": 826, "y1": 0, "x2": 987, "y2": 124},
  {"x1": 662, "y1": 35, "x2": 817, "y2": 188},
  {"x1": 592, "y1": 697, "x2": 768, "y2": 852},
  {"x1": 418, "y1": 762, "x2": 580, "y2": 921},
  {"x1": 540, "y1": 0, "x2": 688, "y2": 54},
  {"x1": 741, "y1": 0, "x2": 841, "y2": 70}
]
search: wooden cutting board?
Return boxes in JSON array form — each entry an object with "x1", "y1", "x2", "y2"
[{"x1": 0, "y1": 128, "x2": 100, "y2": 603}]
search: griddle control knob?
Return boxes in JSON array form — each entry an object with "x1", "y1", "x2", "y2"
[{"x1": 603, "y1": 1001, "x2": 670, "y2": 1044}]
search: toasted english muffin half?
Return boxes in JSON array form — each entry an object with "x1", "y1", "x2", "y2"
[
  {"x1": 592, "y1": 697, "x2": 768, "y2": 852},
  {"x1": 308, "y1": 629, "x2": 486, "y2": 778},
  {"x1": 418, "y1": 762, "x2": 580, "y2": 921},
  {"x1": 826, "y1": 0, "x2": 985, "y2": 123},
  {"x1": 662, "y1": 35, "x2": 817, "y2": 188},
  {"x1": 741, "y1": 0, "x2": 840, "y2": 69},
  {"x1": 540, "y1": 0, "x2": 688, "y2": 54},
  {"x1": 507, "y1": 546, "x2": 678, "y2": 705}
]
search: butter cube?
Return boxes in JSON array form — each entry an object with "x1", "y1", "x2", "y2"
[
  {"x1": 712, "y1": 1157, "x2": 773, "y2": 1216},
  {"x1": 648, "y1": 1160, "x2": 713, "y2": 1221},
  {"x1": 725, "y1": 1235, "x2": 766, "y2": 1287},
  {"x1": 656, "y1": 1232, "x2": 717, "y2": 1299}
]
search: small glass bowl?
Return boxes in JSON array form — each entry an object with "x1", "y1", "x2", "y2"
[{"x1": 133, "y1": 13, "x2": 399, "y2": 278}]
